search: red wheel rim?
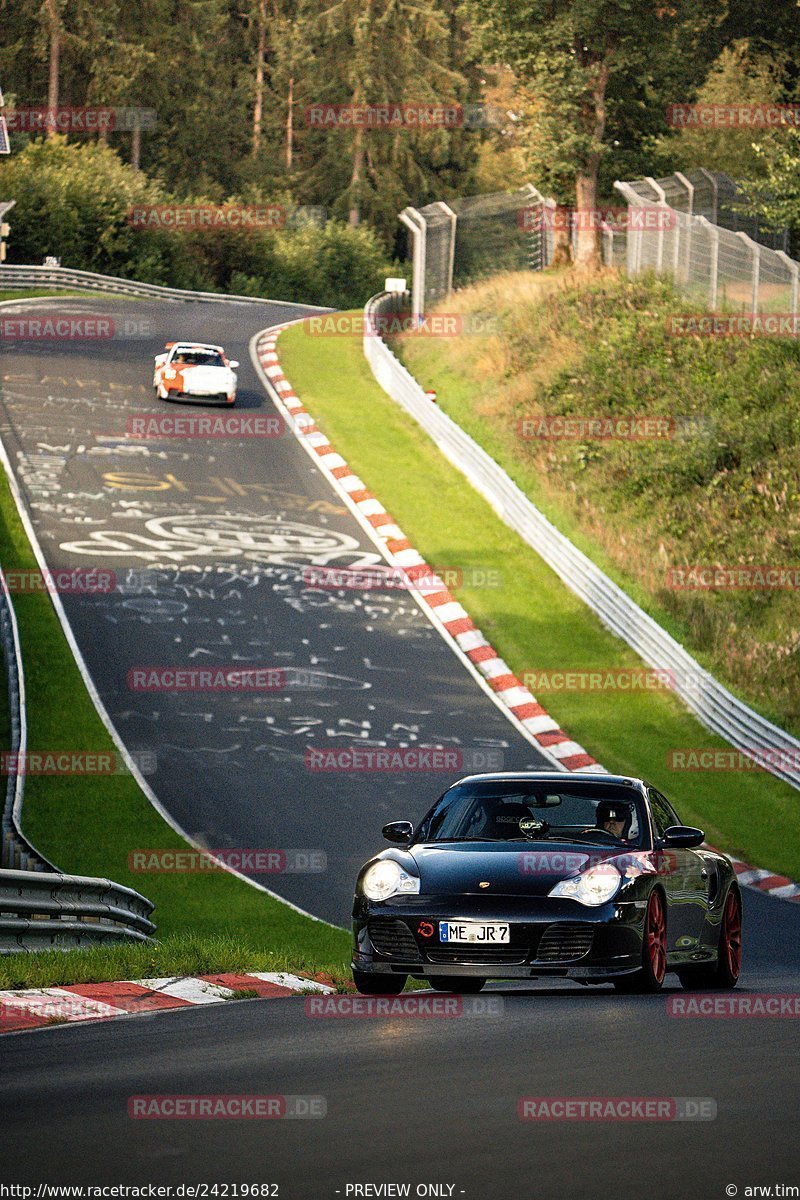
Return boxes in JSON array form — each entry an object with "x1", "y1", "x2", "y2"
[
  {"x1": 646, "y1": 892, "x2": 667, "y2": 983},
  {"x1": 722, "y1": 891, "x2": 742, "y2": 980}
]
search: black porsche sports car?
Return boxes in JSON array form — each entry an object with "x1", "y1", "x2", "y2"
[{"x1": 351, "y1": 772, "x2": 742, "y2": 994}]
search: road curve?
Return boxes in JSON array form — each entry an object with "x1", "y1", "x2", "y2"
[
  {"x1": 1, "y1": 295, "x2": 798, "y2": 1199},
  {"x1": 0, "y1": 294, "x2": 551, "y2": 923}
]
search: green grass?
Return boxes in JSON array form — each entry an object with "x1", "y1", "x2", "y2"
[
  {"x1": 0, "y1": 932, "x2": 352, "y2": 991},
  {"x1": 279, "y1": 316, "x2": 800, "y2": 881},
  {"x1": 399, "y1": 269, "x2": 800, "y2": 738},
  {"x1": 0, "y1": 471, "x2": 350, "y2": 975},
  {"x1": 0, "y1": 290, "x2": 92, "y2": 302}
]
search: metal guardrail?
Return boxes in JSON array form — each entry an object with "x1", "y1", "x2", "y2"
[
  {"x1": 0, "y1": 566, "x2": 54, "y2": 872},
  {"x1": 0, "y1": 546, "x2": 156, "y2": 948},
  {"x1": 0, "y1": 869, "x2": 155, "y2": 953},
  {"x1": 0, "y1": 263, "x2": 329, "y2": 308},
  {"x1": 363, "y1": 291, "x2": 800, "y2": 792}
]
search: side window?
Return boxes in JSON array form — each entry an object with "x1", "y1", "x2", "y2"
[{"x1": 648, "y1": 789, "x2": 681, "y2": 838}]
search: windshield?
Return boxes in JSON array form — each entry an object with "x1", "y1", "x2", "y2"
[
  {"x1": 416, "y1": 779, "x2": 648, "y2": 848},
  {"x1": 173, "y1": 349, "x2": 225, "y2": 367}
]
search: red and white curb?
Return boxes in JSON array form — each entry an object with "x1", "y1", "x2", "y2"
[
  {"x1": 251, "y1": 324, "x2": 800, "y2": 906},
  {"x1": 727, "y1": 857, "x2": 800, "y2": 902},
  {"x1": 254, "y1": 327, "x2": 600, "y2": 775},
  {"x1": 0, "y1": 972, "x2": 334, "y2": 1035}
]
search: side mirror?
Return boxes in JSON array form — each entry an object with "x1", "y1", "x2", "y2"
[
  {"x1": 229, "y1": 360, "x2": 240, "y2": 369},
  {"x1": 662, "y1": 825, "x2": 704, "y2": 849},
  {"x1": 382, "y1": 820, "x2": 414, "y2": 844}
]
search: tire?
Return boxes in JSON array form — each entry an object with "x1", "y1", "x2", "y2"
[
  {"x1": 427, "y1": 977, "x2": 486, "y2": 994},
  {"x1": 612, "y1": 888, "x2": 667, "y2": 994},
  {"x1": 677, "y1": 888, "x2": 742, "y2": 991},
  {"x1": 352, "y1": 970, "x2": 407, "y2": 995}
]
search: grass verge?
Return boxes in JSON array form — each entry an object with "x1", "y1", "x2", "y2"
[
  {"x1": 0, "y1": 472, "x2": 350, "y2": 976},
  {"x1": 278, "y1": 317, "x2": 800, "y2": 880},
  {"x1": 0, "y1": 290, "x2": 93, "y2": 302},
  {"x1": 0, "y1": 932, "x2": 352, "y2": 991},
  {"x1": 398, "y1": 269, "x2": 800, "y2": 738}
]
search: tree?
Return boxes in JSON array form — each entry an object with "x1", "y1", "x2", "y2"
[
  {"x1": 467, "y1": 0, "x2": 720, "y2": 267},
  {"x1": 311, "y1": 0, "x2": 466, "y2": 227},
  {"x1": 741, "y1": 126, "x2": 800, "y2": 251},
  {"x1": 652, "y1": 41, "x2": 788, "y2": 181}
]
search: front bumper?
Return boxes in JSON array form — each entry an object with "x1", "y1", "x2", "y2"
[
  {"x1": 164, "y1": 388, "x2": 235, "y2": 405},
  {"x1": 352, "y1": 894, "x2": 646, "y2": 980}
]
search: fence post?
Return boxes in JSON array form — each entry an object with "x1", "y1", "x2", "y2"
[
  {"x1": 434, "y1": 201, "x2": 457, "y2": 295},
  {"x1": 736, "y1": 231, "x2": 760, "y2": 312},
  {"x1": 698, "y1": 217, "x2": 719, "y2": 309},
  {"x1": 674, "y1": 172, "x2": 695, "y2": 284},
  {"x1": 775, "y1": 250, "x2": 799, "y2": 317},
  {"x1": 399, "y1": 207, "x2": 426, "y2": 321},
  {"x1": 645, "y1": 178, "x2": 667, "y2": 273},
  {"x1": 698, "y1": 167, "x2": 718, "y2": 225}
]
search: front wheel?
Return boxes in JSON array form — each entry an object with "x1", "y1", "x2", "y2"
[
  {"x1": 677, "y1": 888, "x2": 742, "y2": 991},
  {"x1": 613, "y1": 889, "x2": 667, "y2": 994},
  {"x1": 427, "y1": 977, "x2": 486, "y2": 994},
  {"x1": 351, "y1": 970, "x2": 407, "y2": 995}
]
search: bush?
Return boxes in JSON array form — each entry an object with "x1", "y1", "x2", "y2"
[{"x1": 0, "y1": 139, "x2": 395, "y2": 307}]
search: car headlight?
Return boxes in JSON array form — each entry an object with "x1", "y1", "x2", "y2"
[
  {"x1": 361, "y1": 860, "x2": 420, "y2": 902},
  {"x1": 549, "y1": 863, "x2": 622, "y2": 907}
]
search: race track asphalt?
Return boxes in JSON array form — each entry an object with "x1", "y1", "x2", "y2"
[
  {"x1": 0, "y1": 295, "x2": 551, "y2": 923},
  {"x1": 1, "y1": 294, "x2": 798, "y2": 1199},
  {"x1": 1, "y1": 887, "x2": 798, "y2": 1198}
]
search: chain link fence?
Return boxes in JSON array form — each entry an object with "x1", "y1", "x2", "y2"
[
  {"x1": 613, "y1": 172, "x2": 798, "y2": 315},
  {"x1": 400, "y1": 185, "x2": 553, "y2": 317},
  {"x1": 400, "y1": 170, "x2": 798, "y2": 319}
]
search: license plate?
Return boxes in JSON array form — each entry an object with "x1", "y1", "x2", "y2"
[{"x1": 438, "y1": 921, "x2": 510, "y2": 944}]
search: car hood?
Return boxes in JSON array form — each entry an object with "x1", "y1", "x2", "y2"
[
  {"x1": 178, "y1": 365, "x2": 234, "y2": 389},
  {"x1": 406, "y1": 842, "x2": 647, "y2": 897}
]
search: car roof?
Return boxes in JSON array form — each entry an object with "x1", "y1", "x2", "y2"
[
  {"x1": 450, "y1": 771, "x2": 649, "y2": 792},
  {"x1": 167, "y1": 342, "x2": 225, "y2": 353}
]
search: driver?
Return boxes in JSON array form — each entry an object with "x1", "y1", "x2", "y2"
[{"x1": 586, "y1": 800, "x2": 633, "y2": 841}]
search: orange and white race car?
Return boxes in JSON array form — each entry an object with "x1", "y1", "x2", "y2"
[{"x1": 153, "y1": 342, "x2": 239, "y2": 405}]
